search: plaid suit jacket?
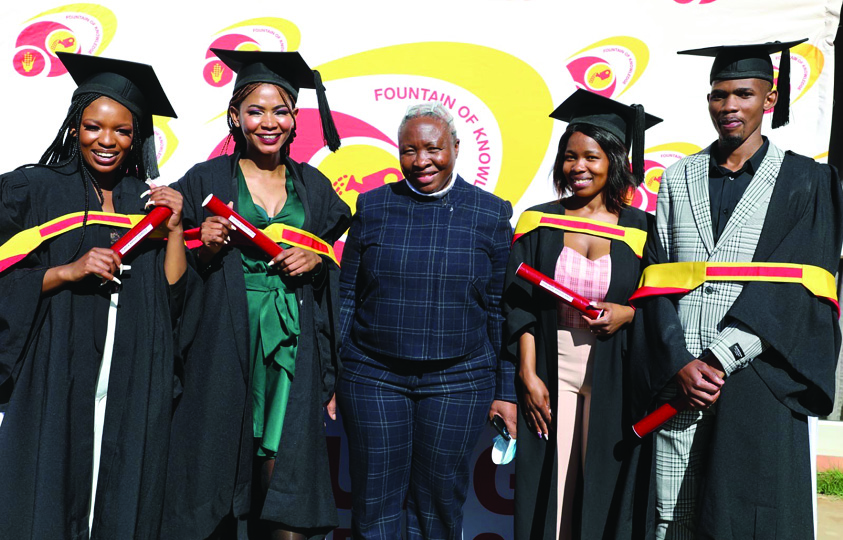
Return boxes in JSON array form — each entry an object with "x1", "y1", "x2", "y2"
[
  {"x1": 656, "y1": 142, "x2": 785, "y2": 374},
  {"x1": 339, "y1": 177, "x2": 516, "y2": 400}
]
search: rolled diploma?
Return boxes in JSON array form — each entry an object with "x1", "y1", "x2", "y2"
[
  {"x1": 631, "y1": 397, "x2": 688, "y2": 438},
  {"x1": 110, "y1": 205, "x2": 173, "y2": 257},
  {"x1": 202, "y1": 194, "x2": 283, "y2": 259},
  {"x1": 515, "y1": 262, "x2": 604, "y2": 319}
]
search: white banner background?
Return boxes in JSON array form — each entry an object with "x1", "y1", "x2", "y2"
[{"x1": 0, "y1": 1, "x2": 838, "y2": 538}]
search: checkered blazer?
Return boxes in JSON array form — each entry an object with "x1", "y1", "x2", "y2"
[
  {"x1": 339, "y1": 177, "x2": 516, "y2": 400},
  {"x1": 656, "y1": 142, "x2": 785, "y2": 374}
]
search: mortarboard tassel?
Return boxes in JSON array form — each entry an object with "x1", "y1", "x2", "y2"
[
  {"x1": 140, "y1": 126, "x2": 160, "y2": 179},
  {"x1": 312, "y1": 70, "x2": 341, "y2": 152},
  {"x1": 630, "y1": 104, "x2": 646, "y2": 185},
  {"x1": 772, "y1": 47, "x2": 791, "y2": 129}
]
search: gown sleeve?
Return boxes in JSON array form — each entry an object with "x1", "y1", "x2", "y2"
[
  {"x1": 0, "y1": 171, "x2": 49, "y2": 390},
  {"x1": 308, "y1": 169, "x2": 351, "y2": 402}
]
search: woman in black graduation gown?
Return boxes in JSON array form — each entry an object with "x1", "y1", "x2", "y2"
[
  {"x1": 0, "y1": 53, "x2": 198, "y2": 540},
  {"x1": 162, "y1": 50, "x2": 350, "y2": 540},
  {"x1": 504, "y1": 90, "x2": 659, "y2": 540}
]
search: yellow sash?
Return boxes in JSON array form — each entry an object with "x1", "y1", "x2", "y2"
[
  {"x1": 513, "y1": 210, "x2": 646, "y2": 258},
  {"x1": 262, "y1": 223, "x2": 339, "y2": 266},
  {"x1": 183, "y1": 223, "x2": 339, "y2": 266},
  {"x1": 629, "y1": 261, "x2": 839, "y2": 315},
  {"x1": 0, "y1": 211, "x2": 340, "y2": 273},
  {"x1": 0, "y1": 212, "x2": 158, "y2": 272}
]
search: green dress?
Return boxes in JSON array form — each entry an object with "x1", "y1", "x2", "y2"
[{"x1": 237, "y1": 166, "x2": 305, "y2": 458}]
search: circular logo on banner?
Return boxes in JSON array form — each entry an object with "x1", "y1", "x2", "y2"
[
  {"x1": 566, "y1": 37, "x2": 649, "y2": 98},
  {"x1": 629, "y1": 143, "x2": 703, "y2": 213},
  {"x1": 768, "y1": 42, "x2": 824, "y2": 114},
  {"x1": 153, "y1": 117, "x2": 178, "y2": 171},
  {"x1": 203, "y1": 18, "x2": 302, "y2": 87},
  {"x1": 12, "y1": 3, "x2": 116, "y2": 78}
]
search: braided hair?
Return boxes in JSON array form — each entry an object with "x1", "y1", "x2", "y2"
[{"x1": 38, "y1": 93, "x2": 145, "y2": 263}]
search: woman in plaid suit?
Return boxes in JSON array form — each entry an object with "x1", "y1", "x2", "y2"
[{"x1": 337, "y1": 103, "x2": 517, "y2": 540}]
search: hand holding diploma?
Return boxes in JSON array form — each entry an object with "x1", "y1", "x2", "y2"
[
  {"x1": 198, "y1": 199, "x2": 235, "y2": 264},
  {"x1": 43, "y1": 187, "x2": 176, "y2": 292},
  {"x1": 632, "y1": 352, "x2": 725, "y2": 438},
  {"x1": 515, "y1": 263, "x2": 603, "y2": 319},
  {"x1": 202, "y1": 194, "x2": 283, "y2": 257}
]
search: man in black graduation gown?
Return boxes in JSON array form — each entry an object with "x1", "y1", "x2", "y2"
[{"x1": 630, "y1": 39, "x2": 843, "y2": 539}]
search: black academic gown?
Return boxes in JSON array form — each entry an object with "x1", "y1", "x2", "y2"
[
  {"x1": 0, "y1": 162, "x2": 201, "y2": 540},
  {"x1": 629, "y1": 152, "x2": 843, "y2": 539},
  {"x1": 503, "y1": 201, "x2": 650, "y2": 540},
  {"x1": 161, "y1": 153, "x2": 350, "y2": 540}
]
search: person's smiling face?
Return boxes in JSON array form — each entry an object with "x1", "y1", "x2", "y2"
[
  {"x1": 230, "y1": 83, "x2": 298, "y2": 159},
  {"x1": 76, "y1": 96, "x2": 134, "y2": 183},
  {"x1": 398, "y1": 116, "x2": 459, "y2": 194},
  {"x1": 562, "y1": 131, "x2": 609, "y2": 200}
]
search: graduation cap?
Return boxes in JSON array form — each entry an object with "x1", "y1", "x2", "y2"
[
  {"x1": 56, "y1": 52, "x2": 176, "y2": 178},
  {"x1": 211, "y1": 48, "x2": 341, "y2": 152},
  {"x1": 550, "y1": 89, "x2": 662, "y2": 184},
  {"x1": 677, "y1": 38, "x2": 808, "y2": 128}
]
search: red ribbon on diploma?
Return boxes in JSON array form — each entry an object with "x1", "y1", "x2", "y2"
[
  {"x1": 202, "y1": 194, "x2": 282, "y2": 259},
  {"x1": 631, "y1": 397, "x2": 688, "y2": 438},
  {"x1": 110, "y1": 206, "x2": 173, "y2": 257},
  {"x1": 515, "y1": 263, "x2": 603, "y2": 319}
]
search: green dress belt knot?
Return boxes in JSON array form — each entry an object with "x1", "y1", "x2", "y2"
[{"x1": 237, "y1": 165, "x2": 306, "y2": 457}]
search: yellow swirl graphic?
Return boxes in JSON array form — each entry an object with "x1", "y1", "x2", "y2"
[
  {"x1": 216, "y1": 17, "x2": 301, "y2": 51},
  {"x1": 27, "y1": 3, "x2": 116, "y2": 55},
  {"x1": 316, "y1": 42, "x2": 553, "y2": 206},
  {"x1": 790, "y1": 43, "x2": 823, "y2": 104},
  {"x1": 153, "y1": 117, "x2": 178, "y2": 168}
]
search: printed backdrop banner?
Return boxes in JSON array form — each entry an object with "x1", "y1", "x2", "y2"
[{"x1": 0, "y1": 1, "x2": 838, "y2": 538}]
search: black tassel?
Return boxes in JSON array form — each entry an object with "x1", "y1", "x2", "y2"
[
  {"x1": 312, "y1": 70, "x2": 341, "y2": 152},
  {"x1": 772, "y1": 47, "x2": 791, "y2": 129},
  {"x1": 141, "y1": 130, "x2": 160, "y2": 179},
  {"x1": 630, "y1": 104, "x2": 646, "y2": 185}
]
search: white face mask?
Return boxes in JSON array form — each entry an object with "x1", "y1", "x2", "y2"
[{"x1": 491, "y1": 434, "x2": 517, "y2": 465}]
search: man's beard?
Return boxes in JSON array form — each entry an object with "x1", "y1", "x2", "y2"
[{"x1": 719, "y1": 134, "x2": 744, "y2": 149}]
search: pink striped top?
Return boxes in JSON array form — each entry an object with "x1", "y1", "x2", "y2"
[{"x1": 554, "y1": 246, "x2": 612, "y2": 329}]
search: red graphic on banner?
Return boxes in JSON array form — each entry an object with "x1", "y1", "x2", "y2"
[
  {"x1": 630, "y1": 143, "x2": 702, "y2": 213},
  {"x1": 13, "y1": 5, "x2": 115, "y2": 79},
  {"x1": 202, "y1": 18, "x2": 298, "y2": 88},
  {"x1": 567, "y1": 56, "x2": 616, "y2": 97},
  {"x1": 630, "y1": 158, "x2": 666, "y2": 213},
  {"x1": 14, "y1": 21, "x2": 79, "y2": 77},
  {"x1": 473, "y1": 447, "x2": 515, "y2": 515},
  {"x1": 674, "y1": 0, "x2": 717, "y2": 3},
  {"x1": 566, "y1": 37, "x2": 648, "y2": 99},
  {"x1": 203, "y1": 34, "x2": 259, "y2": 87}
]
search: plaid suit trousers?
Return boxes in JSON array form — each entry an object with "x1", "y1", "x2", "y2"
[{"x1": 337, "y1": 341, "x2": 495, "y2": 540}]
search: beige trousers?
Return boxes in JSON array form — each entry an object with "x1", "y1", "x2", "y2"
[{"x1": 555, "y1": 327, "x2": 595, "y2": 540}]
